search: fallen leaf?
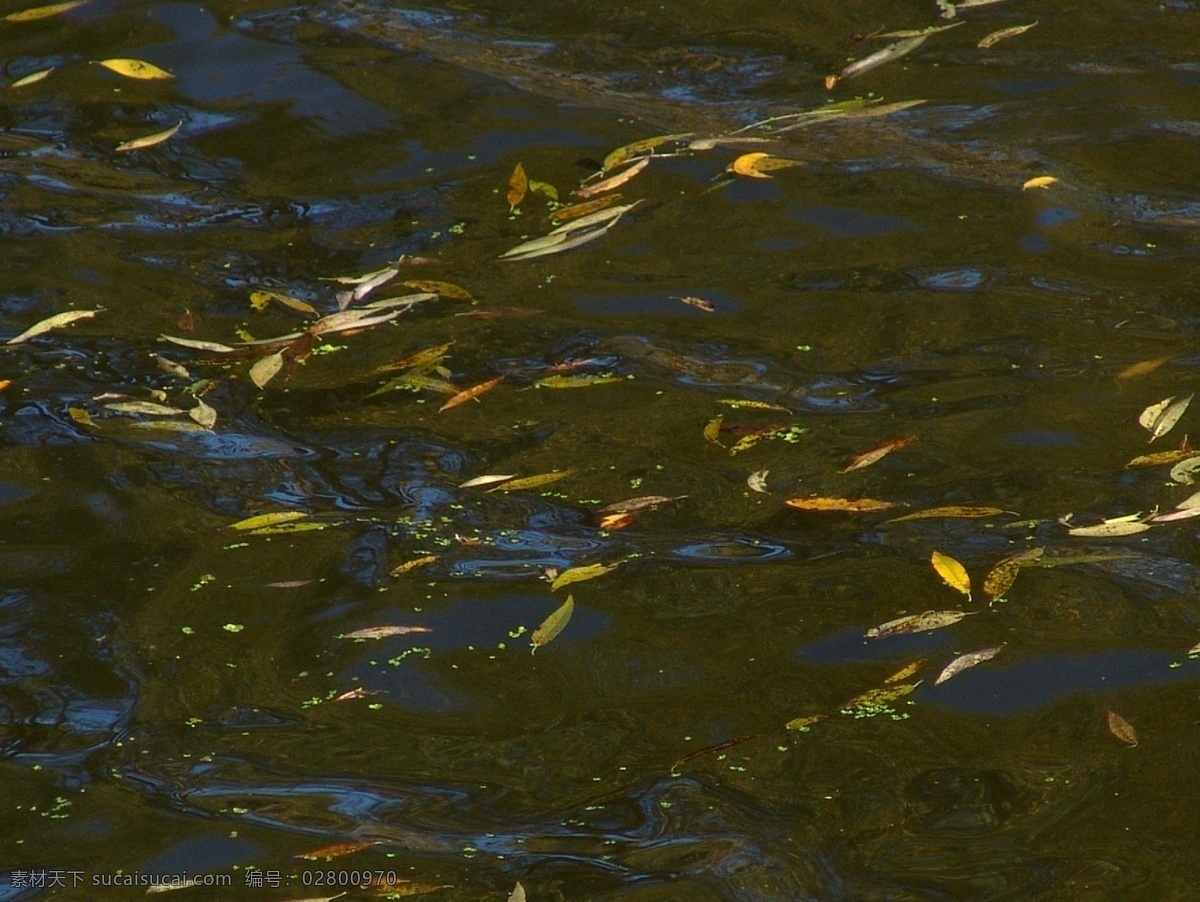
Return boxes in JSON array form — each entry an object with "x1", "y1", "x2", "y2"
[
  {"x1": 598, "y1": 512, "x2": 637, "y2": 530},
  {"x1": 67, "y1": 406, "x2": 95, "y2": 427},
  {"x1": 338, "y1": 626, "x2": 433, "y2": 640},
  {"x1": 670, "y1": 734, "x2": 762, "y2": 772},
  {"x1": 1149, "y1": 393, "x2": 1193, "y2": 441},
  {"x1": 1067, "y1": 519, "x2": 1151, "y2": 537},
  {"x1": 549, "y1": 195, "x2": 622, "y2": 224},
  {"x1": 934, "y1": 645, "x2": 1003, "y2": 685},
  {"x1": 459, "y1": 474, "x2": 516, "y2": 489},
  {"x1": 528, "y1": 179, "x2": 558, "y2": 201},
  {"x1": 597, "y1": 495, "x2": 679, "y2": 514},
  {"x1": 841, "y1": 435, "x2": 917, "y2": 473},
  {"x1": 438, "y1": 374, "x2": 505, "y2": 412},
  {"x1": 885, "y1": 660, "x2": 926, "y2": 683},
  {"x1": 7, "y1": 309, "x2": 99, "y2": 344},
  {"x1": 676, "y1": 295, "x2": 716, "y2": 312},
  {"x1": 534, "y1": 373, "x2": 622, "y2": 389},
  {"x1": 230, "y1": 511, "x2": 308, "y2": 531},
  {"x1": 509, "y1": 883, "x2": 526, "y2": 902},
  {"x1": 1168, "y1": 455, "x2": 1200, "y2": 485},
  {"x1": 840, "y1": 682, "x2": 921, "y2": 713},
  {"x1": 1147, "y1": 506, "x2": 1200, "y2": 523},
  {"x1": 189, "y1": 397, "x2": 217, "y2": 429},
  {"x1": 785, "y1": 496, "x2": 897, "y2": 513},
  {"x1": 886, "y1": 506, "x2": 1010, "y2": 522},
  {"x1": 931, "y1": 551, "x2": 972, "y2": 600},
  {"x1": 866, "y1": 610, "x2": 968, "y2": 639},
  {"x1": 401, "y1": 280, "x2": 472, "y2": 301},
  {"x1": 507, "y1": 162, "x2": 528, "y2": 210},
  {"x1": 249, "y1": 350, "x2": 285, "y2": 389},
  {"x1": 115, "y1": 120, "x2": 182, "y2": 152},
  {"x1": 390, "y1": 555, "x2": 438, "y2": 576},
  {"x1": 295, "y1": 840, "x2": 379, "y2": 860},
  {"x1": 530, "y1": 595, "x2": 574, "y2": 653},
  {"x1": 784, "y1": 713, "x2": 826, "y2": 731},
  {"x1": 1126, "y1": 446, "x2": 1195, "y2": 468},
  {"x1": 982, "y1": 546, "x2": 1044, "y2": 602},
  {"x1": 250, "y1": 290, "x2": 317, "y2": 315},
  {"x1": 104, "y1": 401, "x2": 185, "y2": 416},
  {"x1": 1115, "y1": 355, "x2": 1172, "y2": 380},
  {"x1": 1022, "y1": 175, "x2": 1058, "y2": 191},
  {"x1": 575, "y1": 158, "x2": 650, "y2": 198},
  {"x1": 728, "y1": 152, "x2": 801, "y2": 178},
  {"x1": 96, "y1": 58, "x2": 173, "y2": 79},
  {"x1": 488, "y1": 470, "x2": 572, "y2": 492},
  {"x1": 728, "y1": 426, "x2": 785, "y2": 455},
  {"x1": 374, "y1": 343, "x2": 454, "y2": 375},
  {"x1": 551, "y1": 561, "x2": 620, "y2": 591},
  {"x1": 1105, "y1": 709, "x2": 1138, "y2": 747},
  {"x1": 703, "y1": 415, "x2": 725, "y2": 445},
  {"x1": 159, "y1": 334, "x2": 237, "y2": 353},
  {"x1": 716, "y1": 399, "x2": 792, "y2": 412},
  {"x1": 835, "y1": 34, "x2": 928, "y2": 84},
  {"x1": 977, "y1": 21, "x2": 1038, "y2": 49},
  {"x1": 1188, "y1": 638, "x2": 1200, "y2": 656},
  {"x1": 747, "y1": 469, "x2": 770, "y2": 493},
  {"x1": 601, "y1": 133, "x2": 692, "y2": 172},
  {"x1": 10, "y1": 67, "x2": 54, "y2": 88},
  {"x1": 4, "y1": 0, "x2": 86, "y2": 21}
]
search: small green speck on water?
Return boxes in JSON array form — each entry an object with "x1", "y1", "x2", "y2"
[{"x1": 222, "y1": 623, "x2": 244, "y2": 633}]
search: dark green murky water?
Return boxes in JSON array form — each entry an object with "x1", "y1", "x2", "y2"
[{"x1": 3, "y1": 0, "x2": 1200, "y2": 898}]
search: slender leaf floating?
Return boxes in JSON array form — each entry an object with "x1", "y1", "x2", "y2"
[
  {"x1": 104, "y1": 401, "x2": 185, "y2": 416},
  {"x1": 550, "y1": 195, "x2": 622, "y2": 224},
  {"x1": 10, "y1": 67, "x2": 54, "y2": 88},
  {"x1": 249, "y1": 349, "x2": 285, "y2": 389},
  {"x1": 785, "y1": 496, "x2": 896, "y2": 513},
  {"x1": 931, "y1": 551, "x2": 972, "y2": 600},
  {"x1": 159, "y1": 334, "x2": 238, "y2": 353},
  {"x1": 866, "y1": 610, "x2": 968, "y2": 639},
  {"x1": 439, "y1": 374, "x2": 506, "y2": 412},
  {"x1": 830, "y1": 34, "x2": 928, "y2": 88},
  {"x1": 4, "y1": 0, "x2": 86, "y2": 21},
  {"x1": 597, "y1": 495, "x2": 680, "y2": 514},
  {"x1": 841, "y1": 435, "x2": 917, "y2": 473},
  {"x1": 576, "y1": 157, "x2": 649, "y2": 198},
  {"x1": 459, "y1": 474, "x2": 516, "y2": 489},
  {"x1": 1116, "y1": 356, "x2": 1172, "y2": 380},
  {"x1": 978, "y1": 21, "x2": 1038, "y2": 49},
  {"x1": 401, "y1": 280, "x2": 473, "y2": 301},
  {"x1": 230, "y1": 511, "x2": 308, "y2": 531},
  {"x1": 115, "y1": 120, "x2": 183, "y2": 152},
  {"x1": 670, "y1": 734, "x2": 762, "y2": 772},
  {"x1": 96, "y1": 58, "x2": 173, "y2": 80},
  {"x1": 934, "y1": 645, "x2": 1003, "y2": 685},
  {"x1": 551, "y1": 561, "x2": 620, "y2": 591},
  {"x1": 982, "y1": 546, "x2": 1044, "y2": 602},
  {"x1": 1066, "y1": 518, "x2": 1151, "y2": 537},
  {"x1": 728, "y1": 152, "x2": 801, "y2": 179},
  {"x1": 506, "y1": 162, "x2": 527, "y2": 210},
  {"x1": 1105, "y1": 709, "x2": 1138, "y2": 747},
  {"x1": 600, "y1": 132, "x2": 692, "y2": 172},
  {"x1": 488, "y1": 470, "x2": 573, "y2": 492},
  {"x1": 6, "y1": 309, "x2": 99, "y2": 344},
  {"x1": 530, "y1": 595, "x2": 574, "y2": 654},
  {"x1": 885, "y1": 660, "x2": 925, "y2": 683},
  {"x1": 1021, "y1": 175, "x2": 1058, "y2": 190},
  {"x1": 338, "y1": 625, "x2": 432, "y2": 640},
  {"x1": 389, "y1": 555, "x2": 438, "y2": 576},
  {"x1": 887, "y1": 506, "x2": 1010, "y2": 523}
]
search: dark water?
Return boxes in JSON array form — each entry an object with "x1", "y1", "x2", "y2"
[{"x1": 3, "y1": 0, "x2": 1200, "y2": 898}]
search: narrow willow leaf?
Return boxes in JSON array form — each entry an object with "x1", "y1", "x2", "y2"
[
  {"x1": 250, "y1": 290, "x2": 317, "y2": 315},
  {"x1": 785, "y1": 713, "x2": 826, "y2": 731},
  {"x1": 389, "y1": 555, "x2": 438, "y2": 576},
  {"x1": 535, "y1": 373, "x2": 622, "y2": 389},
  {"x1": 841, "y1": 435, "x2": 917, "y2": 473},
  {"x1": 550, "y1": 195, "x2": 622, "y2": 224},
  {"x1": 876, "y1": 22, "x2": 964, "y2": 38},
  {"x1": 670, "y1": 734, "x2": 762, "y2": 772},
  {"x1": 716, "y1": 399, "x2": 791, "y2": 412},
  {"x1": 159, "y1": 334, "x2": 238, "y2": 353},
  {"x1": 189, "y1": 397, "x2": 217, "y2": 429},
  {"x1": 509, "y1": 883, "x2": 527, "y2": 902},
  {"x1": 500, "y1": 215, "x2": 625, "y2": 260},
  {"x1": 1067, "y1": 519, "x2": 1151, "y2": 537},
  {"x1": 1126, "y1": 447, "x2": 1195, "y2": 468},
  {"x1": 982, "y1": 546, "x2": 1044, "y2": 602},
  {"x1": 339, "y1": 625, "x2": 432, "y2": 640},
  {"x1": 840, "y1": 681, "x2": 920, "y2": 714},
  {"x1": 230, "y1": 511, "x2": 307, "y2": 531},
  {"x1": 4, "y1": 0, "x2": 85, "y2": 21},
  {"x1": 530, "y1": 595, "x2": 574, "y2": 653},
  {"x1": 1173, "y1": 490, "x2": 1200, "y2": 510},
  {"x1": 7, "y1": 309, "x2": 99, "y2": 344},
  {"x1": 96, "y1": 58, "x2": 173, "y2": 80},
  {"x1": 489, "y1": 470, "x2": 573, "y2": 492},
  {"x1": 247, "y1": 521, "x2": 326, "y2": 535},
  {"x1": 931, "y1": 551, "x2": 972, "y2": 600},
  {"x1": 438, "y1": 373, "x2": 505, "y2": 412},
  {"x1": 676, "y1": 295, "x2": 715, "y2": 312},
  {"x1": 321, "y1": 265, "x2": 399, "y2": 286},
  {"x1": 309, "y1": 306, "x2": 402, "y2": 336},
  {"x1": 978, "y1": 21, "x2": 1037, "y2": 49},
  {"x1": 374, "y1": 342, "x2": 453, "y2": 375},
  {"x1": 785, "y1": 496, "x2": 896, "y2": 513},
  {"x1": 115, "y1": 120, "x2": 182, "y2": 152},
  {"x1": 885, "y1": 660, "x2": 925, "y2": 683},
  {"x1": 549, "y1": 200, "x2": 642, "y2": 235},
  {"x1": 459, "y1": 474, "x2": 516, "y2": 489},
  {"x1": 835, "y1": 35, "x2": 928, "y2": 85},
  {"x1": 551, "y1": 561, "x2": 620, "y2": 591},
  {"x1": 10, "y1": 67, "x2": 54, "y2": 87},
  {"x1": 249, "y1": 350, "x2": 285, "y2": 389},
  {"x1": 886, "y1": 505, "x2": 1009, "y2": 522},
  {"x1": 104, "y1": 401, "x2": 185, "y2": 416},
  {"x1": 1147, "y1": 506, "x2": 1200, "y2": 524},
  {"x1": 747, "y1": 469, "x2": 770, "y2": 493},
  {"x1": 601, "y1": 132, "x2": 692, "y2": 171},
  {"x1": 401, "y1": 280, "x2": 473, "y2": 301},
  {"x1": 1021, "y1": 175, "x2": 1058, "y2": 190},
  {"x1": 935, "y1": 645, "x2": 1003, "y2": 685},
  {"x1": 295, "y1": 840, "x2": 380, "y2": 860},
  {"x1": 1149, "y1": 393, "x2": 1193, "y2": 441},
  {"x1": 866, "y1": 610, "x2": 967, "y2": 639},
  {"x1": 506, "y1": 162, "x2": 527, "y2": 210},
  {"x1": 1116, "y1": 356, "x2": 1172, "y2": 380},
  {"x1": 597, "y1": 495, "x2": 680, "y2": 514},
  {"x1": 728, "y1": 427, "x2": 781, "y2": 455},
  {"x1": 575, "y1": 157, "x2": 650, "y2": 198},
  {"x1": 703, "y1": 415, "x2": 724, "y2": 445},
  {"x1": 1105, "y1": 709, "x2": 1138, "y2": 747}
]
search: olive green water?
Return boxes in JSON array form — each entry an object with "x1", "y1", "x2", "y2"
[{"x1": 3, "y1": 0, "x2": 1200, "y2": 899}]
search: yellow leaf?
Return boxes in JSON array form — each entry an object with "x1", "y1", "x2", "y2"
[
  {"x1": 982, "y1": 546, "x2": 1043, "y2": 602},
  {"x1": 1067, "y1": 520, "x2": 1151, "y2": 537},
  {"x1": 438, "y1": 373, "x2": 505, "y2": 412},
  {"x1": 1022, "y1": 175, "x2": 1058, "y2": 191},
  {"x1": 507, "y1": 162, "x2": 527, "y2": 211},
  {"x1": 67, "y1": 406, "x2": 95, "y2": 427},
  {"x1": 390, "y1": 555, "x2": 438, "y2": 576},
  {"x1": 6, "y1": 308, "x2": 99, "y2": 344},
  {"x1": 931, "y1": 551, "x2": 972, "y2": 600},
  {"x1": 840, "y1": 681, "x2": 920, "y2": 713},
  {"x1": 784, "y1": 713, "x2": 825, "y2": 731},
  {"x1": 1126, "y1": 448, "x2": 1197, "y2": 468},
  {"x1": 784, "y1": 496, "x2": 896, "y2": 513},
  {"x1": 977, "y1": 21, "x2": 1038, "y2": 49},
  {"x1": 528, "y1": 180, "x2": 558, "y2": 200},
  {"x1": 1115, "y1": 356, "x2": 1172, "y2": 380},
  {"x1": 530, "y1": 595, "x2": 574, "y2": 653},
  {"x1": 4, "y1": 0, "x2": 85, "y2": 21},
  {"x1": 716, "y1": 399, "x2": 791, "y2": 412},
  {"x1": 884, "y1": 660, "x2": 925, "y2": 683},
  {"x1": 96, "y1": 58, "x2": 174, "y2": 80},
  {"x1": 535, "y1": 373, "x2": 622, "y2": 389},
  {"x1": 249, "y1": 290, "x2": 316, "y2": 315},
  {"x1": 115, "y1": 119, "x2": 182, "y2": 152},
  {"x1": 886, "y1": 505, "x2": 1010, "y2": 522},
  {"x1": 229, "y1": 511, "x2": 307, "y2": 531},
  {"x1": 703, "y1": 415, "x2": 724, "y2": 445},
  {"x1": 550, "y1": 561, "x2": 620, "y2": 591},
  {"x1": 729, "y1": 152, "x2": 773, "y2": 179},
  {"x1": 10, "y1": 67, "x2": 54, "y2": 88},
  {"x1": 488, "y1": 470, "x2": 572, "y2": 492},
  {"x1": 549, "y1": 195, "x2": 622, "y2": 224}
]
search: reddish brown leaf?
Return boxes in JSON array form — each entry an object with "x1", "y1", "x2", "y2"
[
  {"x1": 840, "y1": 435, "x2": 917, "y2": 473},
  {"x1": 295, "y1": 840, "x2": 379, "y2": 861},
  {"x1": 438, "y1": 374, "x2": 506, "y2": 412},
  {"x1": 671, "y1": 734, "x2": 763, "y2": 772},
  {"x1": 1105, "y1": 709, "x2": 1138, "y2": 747}
]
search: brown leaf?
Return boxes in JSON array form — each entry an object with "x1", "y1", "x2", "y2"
[
  {"x1": 373, "y1": 342, "x2": 454, "y2": 376},
  {"x1": 1105, "y1": 709, "x2": 1138, "y2": 747},
  {"x1": 886, "y1": 505, "x2": 1011, "y2": 522},
  {"x1": 390, "y1": 555, "x2": 438, "y2": 576},
  {"x1": 785, "y1": 496, "x2": 897, "y2": 513},
  {"x1": 549, "y1": 194, "x2": 622, "y2": 224},
  {"x1": 506, "y1": 162, "x2": 528, "y2": 210},
  {"x1": 934, "y1": 645, "x2": 1003, "y2": 685},
  {"x1": 1115, "y1": 355, "x2": 1173, "y2": 381},
  {"x1": 294, "y1": 840, "x2": 379, "y2": 861},
  {"x1": 401, "y1": 280, "x2": 473, "y2": 301},
  {"x1": 676, "y1": 295, "x2": 715, "y2": 312},
  {"x1": 438, "y1": 373, "x2": 505, "y2": 412},
  {"x1": 841, "y1": 435, "x2": 917, "y2": 473},
  {"x1": 597, "y1": 495, "x2": 680, "y2": 514},
  {"x1": 576, "y1": 157, "x2": 650, "y2": 198},
  {"x1": 670, "y1": 734, "x2": 762, "y2": 772},
  {"x1": 866, "y1": 610, "x2": 968, "y2": 639},
  {"x1": 598, "y1": 511, "x2": 638, "y2": 530},
  {"x1": 982, "y1": 546, "x2": 1044, "y2": 602},
  {"x1": 977, "y1": 21, "x2": 1038, "y2": 49}
]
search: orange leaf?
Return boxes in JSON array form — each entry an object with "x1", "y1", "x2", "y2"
[
  {"x1": 784, "y1": 496, "x2": 896, "y2": 512},
  {"x1": 438, "y1": 374, "x2": 505, "y2": 412},
  {"x1": 506, "y1": 162, "x2": 528, "y2": 211},
  {"x1": 841, "y1": 435, "x2": 917, "y2": 473},
  {"x1": 295, "y1": 839, "x2": 379, "y2": 860},
  {"x1": 598, "y1": 511, "x2": 638, "y2": 530}
]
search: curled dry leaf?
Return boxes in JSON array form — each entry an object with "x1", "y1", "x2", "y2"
[
  {"x1": 530, "y1": 594, "x2": 574, "y2": 654},
  {"x1": 785, "y1": 496, "x2": 896, "y2": 513},
  {"x1": 934, "y1": 645, "x2": 1003, "y2": 685},
  {"x1": 1105, "y1": 709, "x2": 1138, "y2": 747},
  {"x1": 551, "y1": 561, "x2": 620, "y2": 591},
  {"x1": 931, "y1": 551, "x2": 972, "y2": 601},
  {"x1": 728, "y1": 152, "x2": 800, "y2": 178},
  {"x1": 747, "y1": 468, "x2": 770, "y2": 493},
  {"x1": 866, "y1": 609, "x2": 968, "y2": 639},
  {"x1": 841, "y1": 435, "x2": 917, "y2": 473},
  {"x1": 7, "y1": 309, "x2": 99, "y2": 345},
  {"x1": 115, "y1": 120, "x2": 183, "y2": 152}
]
